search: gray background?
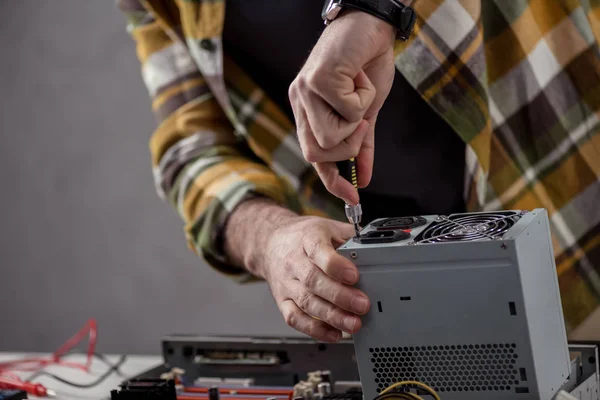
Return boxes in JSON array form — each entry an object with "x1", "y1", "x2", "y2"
[{"x1": 0, "y1": 0, "x2": 296, "y2": 354}]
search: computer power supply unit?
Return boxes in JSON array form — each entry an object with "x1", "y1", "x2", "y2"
[{"x1": 337, "y1": 209, "x2": 570, "y2": 400}]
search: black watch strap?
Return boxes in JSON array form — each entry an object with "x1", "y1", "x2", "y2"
[{"x1": 331, "y1": 0, "x2": 417, "y2": 40}]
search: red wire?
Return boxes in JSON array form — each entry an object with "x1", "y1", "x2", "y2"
[
  {"x1": 0, "y1": 372, "x2": 22, "y2": 382},
  {"x1": 0, "y1": 318, "x2": 98, "y2": 374}
]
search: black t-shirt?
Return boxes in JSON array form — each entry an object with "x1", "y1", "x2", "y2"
[{"x1": 222, "y1": 0, "x2": 466, "y2": 222}]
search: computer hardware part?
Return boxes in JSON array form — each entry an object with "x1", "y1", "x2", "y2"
[
  {"x1": 110, "y1": 378, "x2": 177, "y2": 400},
  {"x1": 0, "y1": 390, "x2": 27, "y2": 400},
  {"x1": 337, "y1": 209, "x2": 570, "y2": 400},
  {"x1": 161, "y1": 336, "x2": 359, "y2": 386}
]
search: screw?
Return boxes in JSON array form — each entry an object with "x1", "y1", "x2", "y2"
[
  {"x1": 350, "y1": 252, "x2": 358, "y2": 259},
  {"x1": 501, "y1": 243, "x2": 507, "y2": 250}
]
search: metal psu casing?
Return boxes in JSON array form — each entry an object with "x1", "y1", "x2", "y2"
[{"x1": 337, "y1": 209, "x2": 570, "y2": 400}]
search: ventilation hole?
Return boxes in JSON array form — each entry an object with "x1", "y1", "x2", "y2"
[
  {"x1": 369, "y1": 342, "x2": 518, "y2": 392},
  {"x1": 377, "y1": 301, "x2": 383, "y2": 313},
  {"x1": 515, "y1": 387, "x2": 529, "y2": 393},
  {"x1": 400, "y1": 296, "x2": 411, "y2": 301},
  {"x1": 509, "y1": 302, "x2": 517, "y2": 315}
]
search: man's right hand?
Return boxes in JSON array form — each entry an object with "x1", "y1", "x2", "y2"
[{"x1": 225, "y1": 198, "x2": 371, "y2": 342}]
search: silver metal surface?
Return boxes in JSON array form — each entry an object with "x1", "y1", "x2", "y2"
[
  {"x1": 568, "y1": 373, "x2": 599, "y2": 399},
  {"x1": 323, "y1": 0, "x2": 342, "y2": 24},
  {"x1": 338, "y1": 209, "x2": 571, "y2": 400}
]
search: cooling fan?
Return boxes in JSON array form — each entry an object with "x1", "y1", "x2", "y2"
[
  {"x1": 414, "y1": 211, "x2": 521, "y2": 243},
  {"x1": 337, "y1": 209, "x2": 570, "y2": 400}
]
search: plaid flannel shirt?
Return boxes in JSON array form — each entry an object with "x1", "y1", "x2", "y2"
[{"x1": 116, "y1": 0, "x2": 600, "y2": 331}]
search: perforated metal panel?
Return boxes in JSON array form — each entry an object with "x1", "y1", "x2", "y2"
[{"x1": 369, "y1": 343, "x2": 523, "y2": 393}]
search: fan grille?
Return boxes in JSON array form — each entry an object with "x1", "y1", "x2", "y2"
[
  {"x1": 415, "y1": 212, "x2": 521, "y2": 244},
  {"x1": 369, "y1": 344, "x2": 522, "y2": 393}
]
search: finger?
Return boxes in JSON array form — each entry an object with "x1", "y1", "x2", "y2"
[
  {"x1": 311, "y1": 68, "x2": 376, "y2": 124},
  {"x1": 330, "y1": 221, "x2": 356, "y2": 247},
  {"x1": 278, "y1": 299, "x2": 342, "y2": 342},
  {"x1": 298, "y1": 110, "x2": 369, "y2": 163},
  {"x1": 356, "y1": 115, "x2": 376, "y2": 188},
  {"x1": 303, "y1": 228, "x2": 358, "y2": 284},
  {"x1": 288, "y1": 280, "x2": 362, "y2": 334},
  {"x1": 302, "y1": 91, "x2": 362, "y2": 150},
  {"x1": 313, "y1": 162, "x2": 359, "y2": 204},
  {"x1": 297, "y1": 262, "x2": 370, "y2": 315}
]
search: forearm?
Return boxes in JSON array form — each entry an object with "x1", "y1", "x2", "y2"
[{"x1": 224, "y1": 197, "x2": 298, "y2": 278}]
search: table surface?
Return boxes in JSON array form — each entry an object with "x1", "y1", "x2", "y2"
[{"x1": 0, "y1": 353, "x2": 163, "y2": 399}]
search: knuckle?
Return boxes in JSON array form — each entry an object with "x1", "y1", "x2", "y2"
[
  {"x1": 345, "y1": 107, "x2": 364, "y2": 123},
  {"x1": 296, "y1": 75, "x2": 309, "y2": 91},
  {"x1": 330, "y1": 285, "x2": 343, "y2": 305},
  {"x1": 320, "y1": 252, "x2": 335, "y2": 274},
  {"x1": 289, "y1": 79, "x2": 299, "y2": 94},
  {"x1": 323, "y1": 306, "x2": 338, "y2": 326},
  {"x1": 296, "y1": 290, "x2": 313, "y2": 311},
  {"x1": 303, "y1": 148, "x2": 320, "y2": 163},
  {"x1": 317, "y1": 134, "x2": 338, "y2": 150},
  {"x1": 283, "y1": 308, "x2": 299, "y2": 328},
  {"x1": 349, "y1": 139, "x2": 362, "y2": 158},
  {"x1": 282, "y1": 251, "x2": 295, "y2": 274},
  {"x1": 302, "y1": 265, "x2": 320, "y2": 289},
  {"x1": 304, "y1": 237, "x2": 321, "y2": 261},
  {"x1": 305, "y1": 71, "x2": 322, "y2": 91},
  {"x1": 306, "y1": 320, "x2": 320, "y2": 339}
]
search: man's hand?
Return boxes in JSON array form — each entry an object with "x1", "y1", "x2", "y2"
[
  {"x1": 225, "y1": 198, "x2": 370, "y2": 342},
  {"x1": 288, "y1": 10, "x2": 396, "y2": 205}
]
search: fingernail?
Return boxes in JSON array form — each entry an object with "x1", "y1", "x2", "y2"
[
  {"x1": 352, "y1": 296, "x2": 369, "y2": 314},
  {"x1": 328, "y1": 331, "x2": 341, "y2": 342},
  {"x1": 342, "y1": 269, "x2": 358, "y2": 284},
  {"x1": 343, "y1": 316, "x2": 357, "y2": 332}
]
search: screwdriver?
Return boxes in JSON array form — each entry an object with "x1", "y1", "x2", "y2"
[{"x1": 336, "y1": 158, "x2": 363, "y2": 238}]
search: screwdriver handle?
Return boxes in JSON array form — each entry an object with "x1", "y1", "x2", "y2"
[{"x1": 336, "y1": 158, "x2": 358, "y2": 189}]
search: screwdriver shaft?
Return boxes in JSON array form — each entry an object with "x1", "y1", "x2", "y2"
[{"x1": 337, "y1": 158, "x2": 363, "y2": 238}]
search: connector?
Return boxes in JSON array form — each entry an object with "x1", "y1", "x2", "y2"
[{"x1": 353, "y1": 230, "x2": 410, "y2": 244}]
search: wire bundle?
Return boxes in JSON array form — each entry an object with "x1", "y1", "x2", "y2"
[
  {"x1": 374, "y1": 381, "x2": 441, "y2": 400},
  {"x1": 0, "y1": 319, "x2": 98, "y2": 374},
  {"x1": 0, "y1": 319, "x2": 126, "y2": 395}
]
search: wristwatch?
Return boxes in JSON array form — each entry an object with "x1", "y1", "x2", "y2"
[{"x1": 322, "y1": 0, "x2": 417, "y2": 40}]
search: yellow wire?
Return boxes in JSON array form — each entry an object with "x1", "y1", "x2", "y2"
[
  {"x1": 380, "y1": 381, "x2": 440, "y2": 400},
  {"x1": 400, "y1": 393, "x2": 422, "y2": 400},
  {"x1": 381, "y1": 395, "x2": 420, "y2": 400}
]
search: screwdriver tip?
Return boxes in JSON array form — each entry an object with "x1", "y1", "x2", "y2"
[
  {"x1": 354, "y1": 223, "x2": 361, "y2": 237},
  {"x1": 46, "y1": 389, "x2": 57, "y2": 397}
]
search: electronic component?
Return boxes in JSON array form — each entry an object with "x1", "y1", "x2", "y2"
[
  {"x1": 338, "y1": 209, "x2": 570, "y2": 400},
  {"x1": 110, "y1": 379, "x2": 177, "y2": 400},
  {"x1": 208, "y1": 386, "x2": 219, "y2": 400},
  {"x1": 0, "y1": 390, "x2": 27, "y2": 400},
  {"x1": 161, "y1": 336, "x2": 359, "y2": 386}
]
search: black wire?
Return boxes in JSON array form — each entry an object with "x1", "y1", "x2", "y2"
[
  {"x1": 88, "y1": 353, "x2": 127, "y2": 377},
  {"x1": 27, "y1": 355, "x2": 127, "y2": 389}
]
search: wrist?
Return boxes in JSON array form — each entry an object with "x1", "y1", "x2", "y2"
[
  {"x1": 323, "y1": 0, "x2": 416, "y2": 41},
  {"x1": 224, "y1": 197, "x2": 298, "y2": 278},
  {"x1": 341, "y1": 8, "x2": 397, "y2": 41}
]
